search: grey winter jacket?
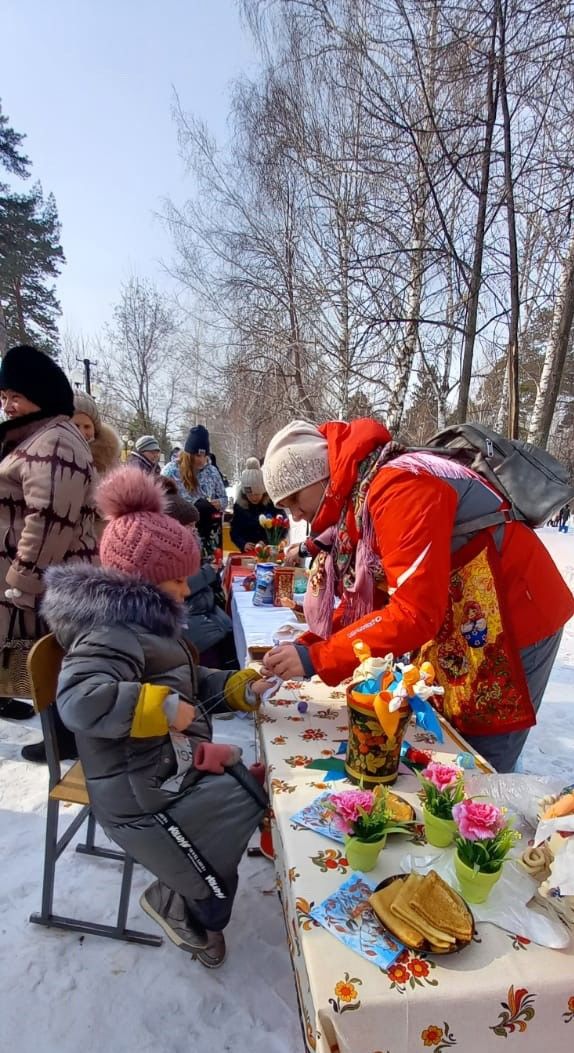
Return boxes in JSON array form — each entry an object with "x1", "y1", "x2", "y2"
[{"x1": 42, "y1": 564, "x2": 233, "y2": 827}]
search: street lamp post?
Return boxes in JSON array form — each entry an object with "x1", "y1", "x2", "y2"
[{"x1": 77, "y1": 357, "x2": 97, "y2": 395}]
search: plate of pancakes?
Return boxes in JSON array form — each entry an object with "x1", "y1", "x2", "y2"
[{"x1": 369, "y1": 870, "x2": 475, "y2": 954}]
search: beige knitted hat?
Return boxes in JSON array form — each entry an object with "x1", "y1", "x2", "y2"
[
  {"x1": 241, "y1": 457, "x2": 265, "y2": 494},
  {"x1": 73, "y1": 391, "x2": 101, "y2": 430},
  {"x1": 263, "y1": 421, "x2": 329, "y2": 504}
]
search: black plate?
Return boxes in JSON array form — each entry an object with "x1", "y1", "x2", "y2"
[{"x1": 372, "y1": 873, "x2": 475, "y2": 955}]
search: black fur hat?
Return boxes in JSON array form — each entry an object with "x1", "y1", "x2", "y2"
[{"x1": 0, "y1": 344, "x2": 75, "y2": 417}]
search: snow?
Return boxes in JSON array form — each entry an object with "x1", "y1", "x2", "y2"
[{"x1": 0, "y1": 526, "x2": 572, "y2": 1053}]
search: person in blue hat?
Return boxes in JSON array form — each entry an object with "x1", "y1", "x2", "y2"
[{"x1": 162, "y1": 425, "x2": 227, "y2": 558}]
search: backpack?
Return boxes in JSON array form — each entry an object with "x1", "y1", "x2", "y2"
[{"x1": 416, "y1": 423, "x2": 574, "y2": 534}]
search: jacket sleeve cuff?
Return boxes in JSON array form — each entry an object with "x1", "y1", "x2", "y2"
[
  {"x1": 131, "y1": 684, "x2": 171, "y2": 737},
  {"x1": 295, "y1": 644, "x2": 315, "y2": 678},
  {"x1": 162, "y1": 692, "x2": 180, "y2": 725},
  {"x1": 5, "y1": 564, "x2": 44, "y2": 596}
]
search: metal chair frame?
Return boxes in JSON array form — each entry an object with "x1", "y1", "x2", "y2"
[{"x1": 27, "y1": 635, "x2": 161, "y2": 947}]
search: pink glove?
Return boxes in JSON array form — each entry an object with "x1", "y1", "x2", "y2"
[{"x1": 194, "y1": 742, "x2": 242, "y2": 774}]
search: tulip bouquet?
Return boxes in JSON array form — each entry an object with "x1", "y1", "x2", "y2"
[
  {"x1": 418, "y1": 762, "x2": 465, "y2": 820},
  {"x1": 453, "y1": 800, "x2": 520, "y2": 874},
  {"x1": 258, "y1": 513, "x2": 289, "y2": 546}
]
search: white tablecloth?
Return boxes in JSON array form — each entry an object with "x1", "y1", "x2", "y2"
[
  {"x1": 231, "y1": 581, "x2": 301, "y2": 667},
  {"x1": 256, "y1": 679, "x2": 574, "y2": 1053}
]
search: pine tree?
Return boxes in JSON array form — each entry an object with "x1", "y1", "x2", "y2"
[
  {"x1": 0, "y1": 101, "x2": 31, "y2": 353},
  {"x1": 0, "y1": 101, "x2": 30, "y2": 182},
  {"x1": 0, "y1": 183, "x2": 65, "y2": 353}
]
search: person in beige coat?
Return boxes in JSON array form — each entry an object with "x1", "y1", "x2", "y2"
[
  {"x1": 0, "y1": 345, "x2": 98, "y2": 758},
  {"x1": 72, "y1": 390, "x2": 122, "y2": 476}
]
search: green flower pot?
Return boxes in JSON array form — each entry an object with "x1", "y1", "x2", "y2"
[
  {"x1": 454, "y1": 851, "x2": 502, "y2": 904},
  {"x1": 344, "y1": 834, "x2": 387, "y2": 872},
  {"x1": 423, "y1": 805, "x2": 457, "y2": 848}
]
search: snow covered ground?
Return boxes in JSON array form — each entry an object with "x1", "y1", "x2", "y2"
[{"x1": 0, "y1": 527, "x2": 572, "y2": 1053}]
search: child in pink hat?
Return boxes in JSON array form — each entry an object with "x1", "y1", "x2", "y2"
[{"x1": 42, "y1": 466, "x2": 270, "y2": 968}]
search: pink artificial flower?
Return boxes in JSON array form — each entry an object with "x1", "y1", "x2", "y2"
[
  {"x1": 452, "y1": 800, "x2": 506, "y2": 841},
  {"x1": 329, "y1": 790, "x2": 374, "y2": 833},
  {"x1": 421, "y1": 762, "x2": 462, "y2": 792}
]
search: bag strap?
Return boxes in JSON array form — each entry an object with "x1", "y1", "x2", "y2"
[
  {"x1": 451, "y1": 507, "x2": 523, "y2": 538},
  {"x1": 226, "y1": 761, "x2": 269, "y2": 810}
]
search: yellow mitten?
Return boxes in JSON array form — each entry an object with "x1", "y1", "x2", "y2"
[{"x1": 224, "y1": 668, "x2": 261, "y2": 712}]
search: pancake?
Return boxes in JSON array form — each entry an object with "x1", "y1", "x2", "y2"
[
  {"x1": 409, "y1": 870, "x2": 473, "y2": 941},
  {"x1": 369, "y1": 880, "x2": 425, "y2": 949}
]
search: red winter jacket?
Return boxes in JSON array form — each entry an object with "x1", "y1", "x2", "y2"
[{"x1": 298, "y1": 419, "x2": 574, "y2": 686}]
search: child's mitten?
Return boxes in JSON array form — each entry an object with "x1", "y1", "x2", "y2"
[
  {"x1": 194, "y1": 742, "x2": 243, "y2": 774},
  {"x1": 224, "y1": 668, "x2": 261, "y2": 712}
]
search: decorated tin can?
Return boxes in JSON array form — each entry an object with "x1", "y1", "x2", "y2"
[
  {"x1": 253, "y1": 563, "x2": 275, "y2": 606},
  {"x1": 345, "y1": 683, "x2": 411, "y2": 787},
  {"x1": 273, "y1": 566, "x2": 295, "y2": 606}
]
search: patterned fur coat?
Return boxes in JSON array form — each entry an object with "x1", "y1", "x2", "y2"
[{"x1": 0, "y1": 413, "x2": 98, "y2": 651}]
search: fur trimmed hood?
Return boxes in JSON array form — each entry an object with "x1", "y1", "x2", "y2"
[
  {"x1": 42, "y1": 564, "x2": 183, "y2": 647},
  {"x1": 91, "y1": 422, "x2": 122, "y2": 476}
]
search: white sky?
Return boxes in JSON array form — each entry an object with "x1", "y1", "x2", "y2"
[{"x1": 2, "y1": 0, "x2": 258, "y2": 337}]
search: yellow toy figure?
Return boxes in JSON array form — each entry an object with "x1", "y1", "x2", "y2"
[
  {"x1": 388, "y1": 664, "x2": 420, "y2": 712},
  {"x1": 352, "y1": 640, "x2": 394, "y2": 688},
  {"x1": 413, "y1": 661, "x2": 445, "y2": 706}
]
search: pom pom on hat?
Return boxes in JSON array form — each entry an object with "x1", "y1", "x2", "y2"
[
  {"x1": 263, "y1": 421, "x2": 329, "y2": 504},
  {"x1": 241, "y1": 456, "x2": 265, "y2": 494},
  {"x1": 97, "y1": 465, "x2": 167, "y2": 521},
  {"x1": 97, "y1": 467, "x2": 200, "y2": 585}
]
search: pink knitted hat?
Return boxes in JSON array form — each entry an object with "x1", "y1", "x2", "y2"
[{"x1": 97, "y1": 467, "x2": 200, "y2": 584}]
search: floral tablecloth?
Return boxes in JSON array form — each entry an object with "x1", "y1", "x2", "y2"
[{"x1": 254, "y1": 678, "x2": 574, "y2": 1053}]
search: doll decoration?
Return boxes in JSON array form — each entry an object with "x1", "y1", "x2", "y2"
[{"x1": 460, "y1": 599, "x2": 488, "y2": 648}]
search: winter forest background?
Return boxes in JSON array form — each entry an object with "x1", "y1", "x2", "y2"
[{"x1": 1, "y1": 0, "x2": 574, "y2": 481}]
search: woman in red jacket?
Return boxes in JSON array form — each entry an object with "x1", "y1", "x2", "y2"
[{"x1": 261, "y1": 419, "x2": 574, "y2": 772}]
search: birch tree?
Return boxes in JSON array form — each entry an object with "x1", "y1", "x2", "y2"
[{"x1": 528, "y1": 231, "x2": 574, "y2": 447}]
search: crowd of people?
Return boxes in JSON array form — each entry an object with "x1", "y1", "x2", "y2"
[
  {"x1": 0, "y1": 343, "x2": 272, "y2": 966},
  {"x1": 1, "y1": 343, "x2": 573, "y2": 968}
]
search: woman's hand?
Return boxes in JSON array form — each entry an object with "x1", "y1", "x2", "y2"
[
  {"x1": 282, "y1": 543, "x2": 302, "y2": 567},
  {"x1": 263, "y1": 645, "x2": 305, "y2": 680},
  {"x1": 170, "y1": 700, "x2": 196, "y2": 731}
]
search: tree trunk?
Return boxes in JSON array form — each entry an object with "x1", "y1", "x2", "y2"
[
  {"x1": 386, "y1": 188, "x2": 425, "y2": 433},
  {"x1": 0, "y1": 302, "x2": 7, "y2": 356},
  {"x1": 456, "y1": 15, "x2": 498, "y2": 423},
  {"x1": 527, "y1": 230, "x2": 574, "y2": 448},
  {"x1": 495, "y1": 367, "x2": 508, "y2": 433},
  {"x1": 496, "y1": 0, "x2": 520, "y2": 439},
  {"x1": 13, "y1": 279, "x2": 26, "y2": 342}
]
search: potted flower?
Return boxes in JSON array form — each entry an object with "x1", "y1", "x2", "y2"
[
  {"x1": 418, "y1": 762, "x2": 465, "y2": 848},
  {"x1": 326, "y1": 787, "x2": 413, "y2": 871},
  {"x1": 452, "y1": 800, "x2": 520, "y2": 903}
]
